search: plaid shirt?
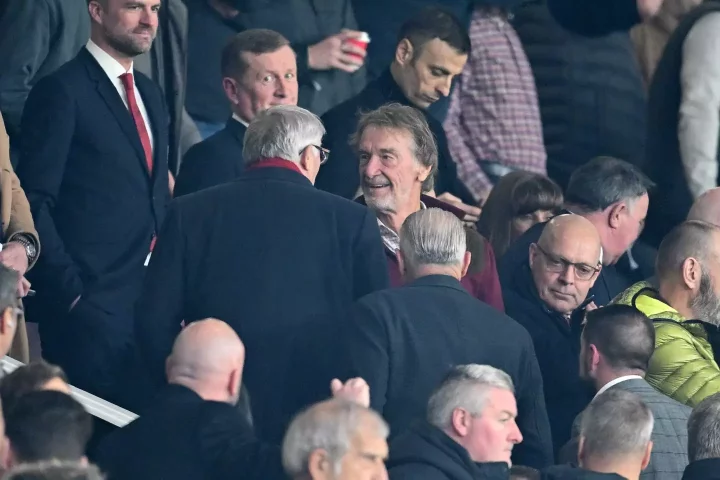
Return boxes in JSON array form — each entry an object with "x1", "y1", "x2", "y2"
[{"x1": 444, "y1": 7, "x2": 546, "y2": 202}]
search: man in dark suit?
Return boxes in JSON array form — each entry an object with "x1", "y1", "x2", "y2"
[
  {"x1": 561, "y1": 305, "x2": 690, "y2": 478},
  {"x1": 16, "y1": 0, "x2": 170, "y2": 401},
  {"x1": 343, "y1": 207, "x2": 552, "y2": 468},
  {"x1": 502, "y1": 215, "x2": 603, "y2": 455},
  {"x1": 135, "y1": 105, "x2": 390, "y2": 443},
  {"x1": 0, "y1": 0, "x2": 90, "y2": 164},
  {"x1": 316, "y1": 7, "x2": 476, "y2": 206},
  {"x1": 499, "y1": 157, "x2": 653, "y2": 307},
  {"x1": 175, "y1": 28, "x2": 298, "y2": 197}
]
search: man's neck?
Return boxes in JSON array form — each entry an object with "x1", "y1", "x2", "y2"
[
  {"x1": 658, "y1": 281, "x2": 694, "y2": 319},
  {"x1": 90, "y1": 34, "x2": 133, "y2": 71},
  {"x1": 389, "y1": 63, "x2": 416, "y2": 107},
  {"x1": 169, "y1": 377, "x2": 231, "y2": 404},
  {"x1": 582, "y1": 457, "x2": 641, "y2": 480},
  {"x1": 404, "y1": 266, "x2": 462, "y2": 283},
  {"x1": 594, "y1": 369, "x2": 645, "y2": 392},
  {"x1": 376, "y1": 198, "x2": 422, "y2": 234}
]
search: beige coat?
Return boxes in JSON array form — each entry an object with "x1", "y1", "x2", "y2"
[
  {"x1": 631, "y1": 0, "x2": 703, "y2": 87},
  {"x1": 0, "y1": 112, "x2": 40, "y2": 362}
]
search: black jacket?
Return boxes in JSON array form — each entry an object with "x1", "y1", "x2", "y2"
[
  {"x1": 498, "y1": 219, "x2": 630, "y2": 308},
  {"x1": 135, "y1": 165, "x2": 390, "y2": 443},
  {"x1": 175, "y1": 118, "x2": 247, "y2": 197},
  {"x1": 343, "y1": 274, "x2": 553, "y2": 468},
  {"x1": 388, "y1": 421, "x2": 511, "y2": 480},
  {"x1": 512, "y1": 0, "x2": 646, "y2": 190},
  {"x1": 542, "y1": 466, "x2": 626, "y2": 480},
  {"x1": 502, "y1": 263, "x2": 595, "y2": 455},
  {"x1": 0, "y1": 0, "x2": 90, "y2": 146},
  {"x1": 682, "y1": 459, "x2": 720, "y2": 480},
  {"x1": 316, "y1": 69, "x2": 473, "y2": 203},
  {"x1": 94, "y1": 384, "x2": 286, "y2": 480},
  {"x1": 643, "y1": 1, "x2": 720, "y2": 248}
]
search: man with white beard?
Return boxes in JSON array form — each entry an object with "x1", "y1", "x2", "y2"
[{"x1": 614, "y1": 220, "x2": 720, "y2": 407}]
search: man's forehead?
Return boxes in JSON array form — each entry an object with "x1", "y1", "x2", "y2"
[
  {"x1": 417, "y1": 38, "x2": 468, "y2": 73},
  {"x1": 359, "y1": 126, "x2": 414, "y2": 149},
  {"x1": 242, "y1": 47, "x2": 296, "y2": 71},
  {"x1": 544, "y1": 235, "x2": 601, "y2": 264}
]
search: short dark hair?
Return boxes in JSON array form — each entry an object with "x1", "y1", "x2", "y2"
[
  {"x1": 583, "y1": 305, "x2": 655, "y2": 372},
  {"x1": 221, "y1": 29, "x2": 291, "y2": 79},
  {"x1": 565, "y1": 157, "x2": 654, "y2": 212},
  {"x1": 0, "y1": 361, "x2": 68, "y2": 414},
  {"x1": 397, "y1": 7, "x2": 470, "y2": 57},
  {"x1": 3, "y1": 461, "x2": 104, "y2": 480},
  {"x1": 5, "y1": 391, "x2": 92, "y2": 463},
  {"x1": 656, "y1": 220, "x2": 720, "y2": 280},
  {"x1": 477, "y1": 171, "x2": 563, "y2": 257},
  {"x1": 510, "y1": 465, "x2": 541, "y2": 480}
]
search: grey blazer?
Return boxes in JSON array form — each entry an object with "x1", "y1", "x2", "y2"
[{"x1": 560, "y1": 378, "x2": 690, "y2": 480}]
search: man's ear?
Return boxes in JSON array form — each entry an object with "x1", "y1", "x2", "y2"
[
  {"x1": 528, "y1": 243, "x2": 538, "y2": 268},
  {"x1": 416, "y1": 164, "x2": 432, "y2": 184},
  {"x1": 461, "y1": 251, "x2": 471, "y2": 277},
  {"x1": 682, "y1": 257, "x2": 702, "y2": 291},
  {"x1": 298, "y1": 146, "x2": 313, "y2": 175},
  {"x1": 641, "y1": 441, "x2": 653, "y2": 470},
  {"x1": 222, "y1": 77, "x2": 239, "y2": 105},
  {"x1": 308, "y1": 449, "x2": 333, "y2": 479},
  {"x1": 228, "y1": 368, "x2": 241, "y2": 401},
  {"x1": 577, "y1": 436, "x2": 586, "y2": 467},
  {"x1": 607, "y1": 202, "x2": 627, "y2": 230},
  {"x1": 395, "y1": 38, "x2": 414, "y2": 66},
  {"x1": 451, "y1": 408, "x2": 472, "y2": 438},
  {"x1": 589, "y1": 344, "x2": 601, "y2": 371}
]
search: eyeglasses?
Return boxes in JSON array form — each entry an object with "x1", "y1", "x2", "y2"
[
  {"x1": 312, "y1": 145, "x2": 330, "y2": 165},
  {"x1": 534, "y1": 244, "x2": 601, "y2": 281}
]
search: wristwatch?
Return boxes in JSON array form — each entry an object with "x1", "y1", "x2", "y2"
[{"x1": 9, "y1": 234, "x2": 38, "y2": 265}]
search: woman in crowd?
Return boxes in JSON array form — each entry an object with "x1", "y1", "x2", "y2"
[{"x1": 477, "y1": 171, "x2": 563, "y2": 257}]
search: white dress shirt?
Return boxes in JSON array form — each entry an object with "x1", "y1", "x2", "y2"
[
  {"x1": 594, "y1": 375, "x2": 644, "y2": 398},
  {"x1": 86, "y1": 40, "x2": 154, "y2": 150},
  {"x1": 231, "y1": 113, "x2": 249, "y2": 128}
]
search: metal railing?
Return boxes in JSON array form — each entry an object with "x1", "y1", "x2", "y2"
[{"x1": 1, "y1": 356, "x2": 138, "y2": 428}]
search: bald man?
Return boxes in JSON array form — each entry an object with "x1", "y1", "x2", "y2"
[
  {"x1": 688, "y1": 187, "x2": 720, "y2": 227},
  {"x1": 502, "y1": 215, "x2": 603, "y2": 453},
  {"x1": 96, "y1": 319, "x2": 370, "y2": 480}
]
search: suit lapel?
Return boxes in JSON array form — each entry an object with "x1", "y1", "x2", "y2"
[{"x1": 81, "y1": 49, "x2": 151, "y2": 179}]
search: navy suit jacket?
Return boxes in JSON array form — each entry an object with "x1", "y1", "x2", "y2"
[
  {"x1": 175, "y1": 118, "x2": 246, "y2": 197},
  {"x1": 17, "y1": 47, "x2": 169, "y2": 315},
  {"x1": 135, "y1": 165, "x2": 390, "y2": 442}
]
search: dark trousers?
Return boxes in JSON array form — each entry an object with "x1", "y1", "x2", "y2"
[{"x1": 35, "y1": 294, "x2": 134, "y2": 404}]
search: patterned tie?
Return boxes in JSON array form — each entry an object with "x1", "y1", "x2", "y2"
[{"x1": 119, "y1": 72, "x2": 153, "y2": 175}]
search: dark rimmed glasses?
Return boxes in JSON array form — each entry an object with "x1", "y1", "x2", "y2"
[{"x1": 534, "y1": 243, "x2": 601, "y2": 281}]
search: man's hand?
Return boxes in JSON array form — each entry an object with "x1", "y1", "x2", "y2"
[
  {"x1": 17, "y1": 277, "x2": 30, "y2": 298},
  {"x1": 637, "y1": 0, "x2": 663, "y2": 19},
  {"x1": 308, "y1": 30, "x2": 366, "y2": 73},
  {"x1": 331, "y1": 377, "x2": 370, "y2": 408},
  {"x1": 436, "y1": 192, "x2": 482, "y2": 224},
  {"x1": 0, "y1": 242, "x2": 28, "y2": 276}
]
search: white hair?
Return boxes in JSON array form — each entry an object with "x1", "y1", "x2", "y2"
[
  {"x1": 580, "y1": 389, "x2": 654, "y2": 460},
  {"x1": 242, "y1": 105, "x2": 325, "y2": 165},
  {"x1": 399, "y1": 208, "x2": 466, "y2": 271},
  {"x1": 427, "y1": 364, "x2": 514, "y2": 430},
  {"x1": 282, "y1": 400, "x2": 389, "y2": 478}
]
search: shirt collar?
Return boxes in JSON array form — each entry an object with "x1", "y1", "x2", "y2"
[
  {"x1": 595, "y1": 375, "x2": 644, "y2": 398},
  {"x1": 86, "y1": 39, "x2": 132, "y2": 79},
  {"x1": 232, "y1": 113, "x2": 250, "y2": 128},
  {"x1": 377, "y1": 201, "x2": 426, "y2": 254}
]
